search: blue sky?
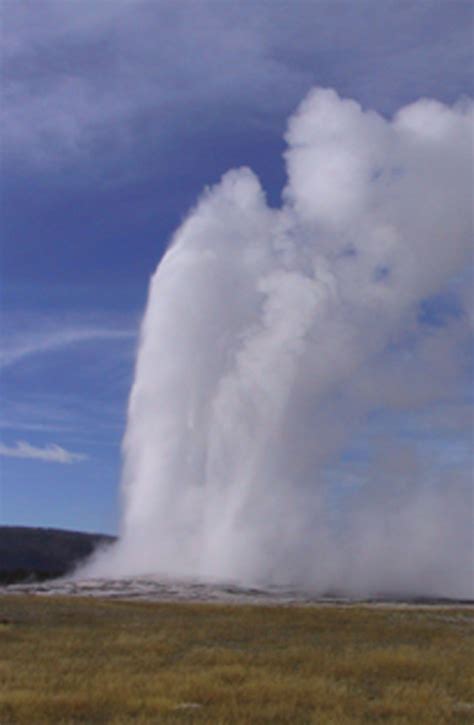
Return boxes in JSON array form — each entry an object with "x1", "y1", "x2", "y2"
[{"x1": 1, "y1": 0, "x2": 472, "y2": 535}]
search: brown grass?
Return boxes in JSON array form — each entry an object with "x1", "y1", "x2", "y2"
[{"x1": 0, "y1": 595, "x2": 472, "y2": 723}]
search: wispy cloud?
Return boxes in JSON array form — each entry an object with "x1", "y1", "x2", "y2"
[
  {"x1": 0, "y1": 326, "x2": 136, "y2": 370},
  {"x1": 0, "y1": 440, "x2": 87, "y2": 464},
  {"x1": 2, "y1": 1, "x2": 470, "y2": 168},
  {"x1": 0, "y1": 394, "x2": 127, "y2": 440}
]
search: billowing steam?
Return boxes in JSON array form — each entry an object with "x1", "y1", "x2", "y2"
[{"x1": 86, "y1": 89, "x2": 473, "y2": 597}]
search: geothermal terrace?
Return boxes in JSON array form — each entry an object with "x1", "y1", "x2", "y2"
[{"x1": 3, "y1": 576, "x2": 473, "y2": 607}]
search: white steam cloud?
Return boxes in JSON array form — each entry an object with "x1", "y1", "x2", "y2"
[{"x1": 86, "y1": 89, "x2": 473, "y2": 597}]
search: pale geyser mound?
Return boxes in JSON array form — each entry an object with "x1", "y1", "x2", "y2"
[{"x1": 85, "y1": 88, "x2": 473, "y2": 598}]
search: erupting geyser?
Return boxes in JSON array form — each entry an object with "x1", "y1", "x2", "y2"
[{"x1": 86, "y1": 89, "x2": 473, "y2": 597}]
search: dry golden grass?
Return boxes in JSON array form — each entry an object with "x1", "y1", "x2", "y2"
[{"x1": 0, "y1": 594, "x2": 472, "y2": 723}]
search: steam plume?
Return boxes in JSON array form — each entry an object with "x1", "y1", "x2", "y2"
[{"x1": 87, "y1": 89, "x2": 473, "y2": 597}]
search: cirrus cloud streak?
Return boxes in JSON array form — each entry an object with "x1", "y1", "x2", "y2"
[{"x1": 0, "y1": 440, "x2": 87, "y2": 464}]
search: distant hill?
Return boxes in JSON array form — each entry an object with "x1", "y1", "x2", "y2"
[{"x1": 0, "y1": 526, "x2": 116, "y2": 584}]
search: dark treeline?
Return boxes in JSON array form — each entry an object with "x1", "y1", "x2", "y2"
[{"x1": 0, "y1": 526, "x2": 116, "y2": 584}]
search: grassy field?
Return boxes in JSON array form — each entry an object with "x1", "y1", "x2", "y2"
[{"x1": 0, "y1": 595, "x2": 472, "y2": 724}]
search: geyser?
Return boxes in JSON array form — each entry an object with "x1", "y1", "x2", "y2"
[{"x1": 87, "y1": 89, "x2": 473, "y2": 597}]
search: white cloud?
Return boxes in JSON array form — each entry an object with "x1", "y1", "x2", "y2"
[
  {"x1": 0, "y1": 440, "x2": 87, "y2": 464},
  {"x1": 0, "y1": 393, "x2": 126, "y2": 440},
  {"x1": 0, "y1": 319, "x2": 137, "y2": 445},
  {"x1": 1, "y1": 1, "x2": 471, "y2": 168},
  {"x1": 0, "y1": 325, "x2": 136, "y2": 370}
]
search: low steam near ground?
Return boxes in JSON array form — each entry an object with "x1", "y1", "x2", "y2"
[{"x1": 83, "y1": 88, "x2": 473, "y2": 599}]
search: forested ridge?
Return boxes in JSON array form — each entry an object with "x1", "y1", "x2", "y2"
[{"x1": 0, "y1": 526, "x2": 115, "y2": 583}]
